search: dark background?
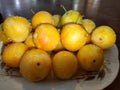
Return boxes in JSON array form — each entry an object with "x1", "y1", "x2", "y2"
[{"x1": 0, "y1": 0, "x2": 120, "y2": 90}]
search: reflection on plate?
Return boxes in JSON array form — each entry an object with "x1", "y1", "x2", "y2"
[{"x1": 0, "y1": 44, "x2": 119, "y2": 90}]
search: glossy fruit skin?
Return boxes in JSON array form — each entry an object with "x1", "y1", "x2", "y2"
[
  {"x1": 20, "y1": 49, "x2": 51, "y2": 82},
  {"x1": 3, "y1": 16, "x2": 31, "y2": 42},
  {"x1": 61, "y1": 24, "x2": 88, "y2": 51},
  {"x1": 32, "y1": 11, "x2": 54, "y2": 29},
  {"x1": 82, "y1": 19, "x2": 96, "y2": 34},
  {"x1": 91, "y1": 26, "x2": 116, "y2": 49},
  {"x1": 2, "y1": 42, "x2": 28, "y2": 67},
  {"x1": 0, "y1": 30, "x2": 11, "y2": 44},
  {"x1": 33, "y1": 24, "x2": 60, "y2": 51},
  {"x1": 53, "y1": 14, "x2": 61, "y2": 27},
  {"x1": 53, "y1": 51, "x2": 78, "y2": 79},
  {"x1": 86, "y1": 33, "x2": 91, "y2": 44},
  {"x1": 53, "y1": 29, "x2": 65, "y2": 52},
  {"x1": 24, "y1": 33, "x2": 35, "y2": 48},
  {"x1": 77, "y1": 44, "x2": 104, "y2": 71},
  {"x1": 61, "y1": 10, "x2": 83, "y2": 25},
  {"x1": 53, "y1": 39, "x2": 65, "y2": 52}
]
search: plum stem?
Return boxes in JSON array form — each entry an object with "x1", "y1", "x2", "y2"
[
  {"x1": 31, "y1": 9, "x2": 35, "y2": 14},
  {"x1": 60, "y1": 4, "x2": 67, "y2": 13}
]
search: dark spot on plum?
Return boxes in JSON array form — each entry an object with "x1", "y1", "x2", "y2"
[
  {"x1": 36, "y1": 62, "x2": 40, "y2": 66},
  {"x1": 99, "y1": 38, "x2": 102, "y2": 40},
  {"x1": 93, "y1": 59, "x2": 96, "y2": 63}
]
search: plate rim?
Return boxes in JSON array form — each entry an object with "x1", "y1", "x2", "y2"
[{"x1": 0, "y1": 44, "x2": 119, "y2": 90}]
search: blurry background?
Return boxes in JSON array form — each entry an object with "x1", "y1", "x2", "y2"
[
  {"x1": 0, "y1": 0, "x2": 120, "y2": 26},
  {"x1": 0, "y1": 0, "x2": 120, "y2": 90}
]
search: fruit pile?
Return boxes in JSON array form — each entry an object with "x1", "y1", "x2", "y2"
[{"x1": 0, "y1": 10, "x2": 116, "y2": 82}]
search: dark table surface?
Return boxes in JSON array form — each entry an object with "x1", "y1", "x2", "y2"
[{"x1": 0, "y1": 0, "x2": 120, "y2": 90}]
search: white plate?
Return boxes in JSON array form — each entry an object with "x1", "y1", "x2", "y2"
[{"x1": 0, "y1": 43, "x2": 119, "y2": 90}]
